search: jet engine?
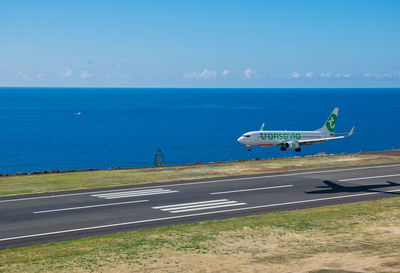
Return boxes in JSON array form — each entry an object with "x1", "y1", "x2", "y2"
[{"x1": 285, "y1": 141, "x2": 300, "y2": 149}]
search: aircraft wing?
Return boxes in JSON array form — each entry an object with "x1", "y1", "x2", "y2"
[
  {"x1": 298, "y1": 126, "x2": 354, "y2": 146},
  {"x1": 298, "y1": 136, "x2": 345, "y2": 145}
]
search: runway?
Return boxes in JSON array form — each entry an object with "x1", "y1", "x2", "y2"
[{"x1": 1, "y1": 163, "x2": 400, "y2": 249}]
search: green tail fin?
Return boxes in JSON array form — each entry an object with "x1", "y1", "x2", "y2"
[{"x1": 318, "y1": 108, "x2": 339, "y2": 133}]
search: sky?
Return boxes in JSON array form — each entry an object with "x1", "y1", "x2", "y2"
[{"x1": 1, "y1": 0, "x2": 399, "y2": 88}]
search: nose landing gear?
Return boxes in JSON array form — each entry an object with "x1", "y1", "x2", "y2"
[
  {"x1": 280, "y1": 146, "x2": 286, "y2": 151},
  {"x1": 247, "y1": 147, "x2": 251, "y2": 151}
]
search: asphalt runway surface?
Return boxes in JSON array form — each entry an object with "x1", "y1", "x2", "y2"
[{"x1": 1, "y1": 163, "x2": 400, "y2": 249}]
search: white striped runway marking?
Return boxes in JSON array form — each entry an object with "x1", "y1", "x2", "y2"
[
  {"x1": 153, "y1": 199, "x2": 247, "y2": 213},
  {"x1": 92, "y1": 188, "x2": 178, "y2": 199}
]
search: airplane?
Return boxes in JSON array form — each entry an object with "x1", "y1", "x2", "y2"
[{"x1": 237, "y1": 107, "x2": 354, "y2": 152}]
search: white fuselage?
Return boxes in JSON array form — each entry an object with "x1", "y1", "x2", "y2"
[
  {"x1": 237, "y1": 130, "x2": 330, "y2": 147},
  {"x1": 238, "y1": 108, "x2": 353, "y2": 151}
]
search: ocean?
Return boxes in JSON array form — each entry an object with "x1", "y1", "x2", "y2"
[{"x1": 0, "y1": 88, "x2": 399, "y2": 174}]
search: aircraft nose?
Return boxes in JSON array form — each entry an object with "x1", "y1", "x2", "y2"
[{"x1": 237, "y1": 136, "x2": 244, "y2": 144}]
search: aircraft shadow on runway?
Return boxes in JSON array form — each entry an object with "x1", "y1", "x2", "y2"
[{"x1": 305, "y1": 180, "x2": 400, "y2": 195}]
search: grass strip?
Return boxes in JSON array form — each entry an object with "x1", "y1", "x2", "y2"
[{"x1": 1, "y1": 153, "x2": 400, "y2": 197}]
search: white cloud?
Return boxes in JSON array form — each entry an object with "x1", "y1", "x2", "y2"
[
  {"x1": 16, "y1": 72, "x2": 30, "y2": 80},
  {"x1": 222, "y1": 70, "x2": 231, "y2": 76},
  {"x1": 199, "y1": 69, "x2": 217, "y2": 79},
  {"x1": 244, "y1": 68, "x2": 255, "y2": 79},
  {"x1": 15, "y1": 72, "x2": 45, "y2": 81},
  {"x1": 57, "y1": 68, "x2": 72, "y2": 78},
  {"x1": 343, "y1": 73, "x2": 352, "y2": 78},
  {"x1": 80, "y1": 70, "x2": 92, "y2": 79},
  {"x1": 381, "y1": 73, "x2": 392, "y2": 79},
  {"x1": 305, "y1": 72, "x2": 313, "y2": 78},
  {"x1": 183, "y1": 71, "x2": 197, "y2": 80},
  {"x1": 320, "y1": 72, "x2": 332, "y2": 78},
  {"x1": 364, "y1": 73, "x2": 393, "y2": 79},
  {"x1": 290, "y1": 72, "x2": 300, "y2": 79},
  {"x1": 183, "y1": 69, "x2": 217, "y2": 80},
  {"x1": 319, "y1": 72, "x2": 351, "y2": 79}
]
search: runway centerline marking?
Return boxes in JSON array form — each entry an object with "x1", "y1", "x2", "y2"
[
  {"x1": 339, "y1": 173, "x2": 400, "y2": 182},
  {"x1": 168, "y1": 203, "x2": 248, "y2": 213},
  {"x1": 153, "y1": 199, "x2": 229, "y2": 209},
  {"x1": 1, "y1": 189, "x2": 400, "y2": 242},
  {"x1": 92, "y1": 188, "x2": 178, "y2": 199},
  {"x1": 33, "y1": 200, "x2": 149, "y2": 214},
  {"x1": 1, "y1": 163, "x2": 400, "y2": 203},
  {"x1": 210, "y1": 185, "x2": 293, "y2": 195}
]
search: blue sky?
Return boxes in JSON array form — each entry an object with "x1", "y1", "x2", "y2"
[{"x1": 1, "y1": 0, "x2": 399, "y2": 87}]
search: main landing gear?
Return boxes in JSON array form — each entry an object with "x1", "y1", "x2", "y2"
[{"x1": 280, "y1": 147, "x2": 301, "y2": 152}]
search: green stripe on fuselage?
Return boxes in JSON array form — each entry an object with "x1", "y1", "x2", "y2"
[{"x1": 259, "y1": 132, "x2": 301, "y2": 141}]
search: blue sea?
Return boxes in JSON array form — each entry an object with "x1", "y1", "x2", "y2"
[{"x1": 0, "y1": 88, "x2": 399, "y2": 174}]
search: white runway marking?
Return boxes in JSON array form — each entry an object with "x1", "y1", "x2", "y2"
[
  {"x1": 92, "y1": 188, "x2": 178, "y2": 199},
  {"x1": 339, "y1": 173, "x2": 400, "y2": 182},
  {"x1": 33, "y1": 200, "x2": 149, "y2": 214},
  {"x1": 153, "y1": 199, "x2": 230, "y2": 209},
  {"x1": 153, "y1": 199, "x2": 246, "y2": 213},
  {"x1": 1, "y1": 189, "x2": 400, "y2": 242},
  {"x1": 1, "y1": 164, "x2": 399, "y2": 203},
  {"x1": 210, "y1": 185, "x2": 293, "y2": 195}
]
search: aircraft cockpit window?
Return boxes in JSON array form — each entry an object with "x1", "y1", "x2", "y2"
[{"x1": 243, "y1": 134, "x2": 250, "y2": 138}]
